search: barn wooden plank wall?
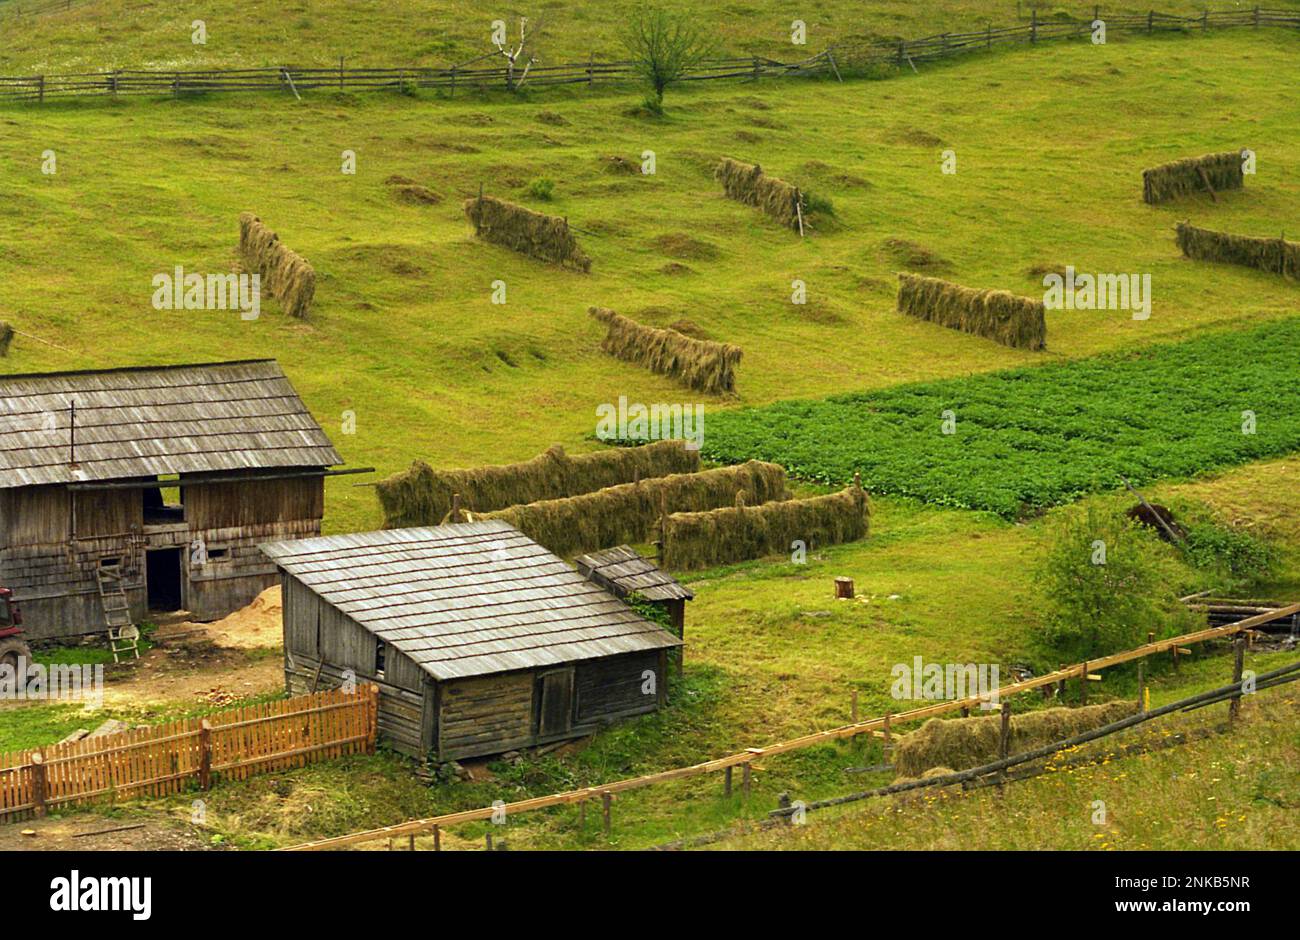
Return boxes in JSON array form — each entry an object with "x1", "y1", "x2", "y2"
[{"x1": 0, "y1": 685, "x2": 378, "y2": 821}]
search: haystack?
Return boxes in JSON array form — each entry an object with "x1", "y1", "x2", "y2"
[
  {"x1": 660, "y1": 481, "x2": 870, "y2": 570},
  {"x1": 897, "y1": 273, "x2": 1047, "y2": 351},
  {"x1": 0, "y1": 322, "x2": 12, "y2": 357},
  {"x1": 589, "y1": 307, "x2": 742, "y2": 395},
  {"x1": 476, "y1": 460, "x2": 789, "y2": 559},
  {"x1": 1175, "y1": 221, "x2": 1298, "y2": 278},
  {"x1": 463, "y1": 193, "x2": 591, "y2": 271},
  {"x1": 237, "y1": 212, "x2": 316, "y2": 318},
  {"x1": 715, "y1": 158, "x2": 805, "y2": 230},
  {"x1": 1142, "y1": 151, "x2": 1244, "y2": 205},
  {"x1": 375, "y1": 441, "x2": 700, "y2": 528},
  {"x1": 893, "y1": 701, "x2": 1135, "y2": 778}
]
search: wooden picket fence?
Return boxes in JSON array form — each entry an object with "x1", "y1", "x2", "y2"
[{"x1": 0, "y1": 685, "x2": 378, "y2": 821}]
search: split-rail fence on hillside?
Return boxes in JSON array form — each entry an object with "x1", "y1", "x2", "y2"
[
  {"x1": 0, "y1": 685, "x2": 378, "y2": 821},
  {"x1": 0, "y1": 7, "x2": 1296, "y2": 102}
]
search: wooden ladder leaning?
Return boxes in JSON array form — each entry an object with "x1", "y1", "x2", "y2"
[{"x1": 96, "y1": 566, "x2": 139, "y2": 663}]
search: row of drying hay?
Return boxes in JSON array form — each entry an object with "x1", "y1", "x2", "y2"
[
  {"x1": 589, "y1": 306, "x2": 742, "y2": 396},
  {"x1": 892, "y1": 700, "x2": 1136, "y2": 779},
  {"x1": 715, "y1": 157, "x2": 805, "y2": 230},
  {"x1": 375, "y1": 440, "x2": 699, "y2": 528},
  {"x1": 1142, "y1": 151, "x2": 1244, "y2": 205},
  {"x1": 464, "y1": 193, "x2": 592, "y2": 271},
  {"x1": 475, "y1": 460, "x2": 789, "y2": 559},
  {"x1": 1176, "y1": 221, "x2": 1298, "y2": 278},
  {"x1": 0, "y1": 322, "x2": 12, "y2": 357},
  {"x1": 237, "y1": 213, "x2": 316, "y2": 318},
  {"x1": 659, "y1": 482, "x2": 870, "y2": 571},
  {"x1": 897, "y1": 273, "x2": 1047, "y2": 351}
]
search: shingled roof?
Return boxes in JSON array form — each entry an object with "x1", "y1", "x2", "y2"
[
  {"x1": 574, "y1": 545, "x2": 694, "y2": 602},
  {"x1": 260, "y1": 521, "x2": 682, "y2": 682},
  {"x1": 0, "y1": 359, "x2": 341, "y2": 489}
]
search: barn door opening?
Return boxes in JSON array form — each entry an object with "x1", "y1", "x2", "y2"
[
  {"x1": 146, "y1": 548, "x2": 183, "y2": 611},
  {"x1": 537, "y1": 668, "x2": 574, "y2": 738}
]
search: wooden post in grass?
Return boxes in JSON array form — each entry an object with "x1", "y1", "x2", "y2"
[
  {"x1": 408, "y1": 833, "x2": 415, "y2": 851},
  {"x1": 601, "y1": 791, "x2": 612, "y2": 837},
  {"x1": 485, "y1": 832, "x2": 493, "y2": 851},
  {"x1": 339, "y1": 56, "x2": 344, "y2": 90},
  {"x1": 997, "y1": 701, "x2": 1011, "y2": 789},
  {"x1": 1229, "y1": 635, "x2": 1246, "y2": 723},
  {"x1": 1136, "y1": 660, "x2": 1146, "y2": 713},
  {"x1": 723, "y1": 766, "x2": 733, "y2": 797},
  {"x1": 1031, "y1": 9, "x2": 1038, "y2": 42},
  {"x1": 433, "y1": 825, "x2": 441, "y2": 851},
  {"x1": 1148, "y1": 10, "x2": 1154, "y2": 33},
  {"x1": 1080, "y1": 661, "x2": 1088, "y2": 705}
]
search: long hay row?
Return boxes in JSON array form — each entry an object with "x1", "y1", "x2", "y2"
[
  {"x1": 893, "y1": 701, "x2": 1136, "y2": 778},
  {"x1": 463, "y1": 193, "x2": 592, "y2": 271},
  {"x1": 589, "y1": 307, "x2": 742, "y2": 396},
  {"x1": 715, "y1": 158, "x2": 804, "y2": 230},
  {"x1": 375, "y1": 440, "x2": 700, "y2": 528},
  {"x1": 476, "y1": 460, "x2": 789, "y2": 559},
  {"x1": 897, "y1": 273, "x2": 1047, "y2": 351},
  {"x1": 659, "y1": 482, "x2": 870, "y2": 570},
  {"x1": 1142, "y1": 151, "x2": 1244, "y2": 205},
  {"x1": 237, "y1": 212, "x2": 316, "y2": 318},
  {"x1": 1175, "y1": 221, "x2": 1298, "y2": 278}
]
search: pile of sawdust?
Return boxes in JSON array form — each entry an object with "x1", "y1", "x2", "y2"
[{"x1": 203, "y1": 586, "x2": 283, "y2": 650}]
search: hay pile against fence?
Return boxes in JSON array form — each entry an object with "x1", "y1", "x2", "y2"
[
  {"x1": 897, "y1": 273, "x2": 1047, "y2": 351},
  {"x1": 237, "y1": 212, "x2": 316, "y2": 318},
  {"x1": 715, "y1": 158, "x2": 804, "y2": 230},
  {"x1": 1175, "y1": 221, "x2": 1298, "y2": 278},
  {"x1": 659, "y1": 480, "x2": 870, "y2": 570},
  {"x1": 473, "y1": 460, "x2": 789, "y2": 559},
  {"x1": 375, "y1": 440, "x2": 700, "y2": 528},
  {"x1": 589, "y1": 307, "x2": 742, "y2": 395},
  {"x1": 1142, "y1": 151, "x2": 1244, "y2": 205},
  {"x1": 463, "y1": 193, "x2": 591, "y2": 271},
  {"x1": 0, "y1": 322, "x2": 12, "y2": 357},
  {"x1": 893, "y1": 701, "x2": 1136, "y2": 779}
]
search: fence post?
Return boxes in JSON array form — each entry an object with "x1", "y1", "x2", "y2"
[
  {"x1": 31, "y1": 752, "x2": 46, "y2": 817},
  {"x1": 997, "y1": 701, "x2": 1011, "y2": 789},
  {"x1": 1080, "y1": 661, "x2": 1088, "y2": 705},
  {"x1": 601, "y1": 791, "x2": 612, "y2": 837},
  {"x1": 752, "y1": 55, "x2": 760, "y2": 82},
  {"x1": 723, "y1": 765, "x2": 733, "y2": 796},
  {"x1": 588, "y1": 53, "x2": 594, "y2": 86},
  {"x1": 1202, "y1": 9, "x2": 1209, "y2": 30},
  {"x1": 1254, "y1": 6, "x2": 1260, "y2": 28},
  {"x1": 1136, "y1": 660, "x2": 1146, "y2": 713},
  {"x1": 339, "y1": 56, "x2": 344, "y2": 91},
  {"x1": 369, "y1": 684, "x2": 380, "y2": 753},
  {"x1": 1148, "y1": 10, "x2": 1154, "y2": 33},
  {"x1": 1229, "y1": 635, "x2": 1246, "y2": 722},
  {"x1": 1031, "y1": 9, "x2": 1038, "y2": 43},
  {"x1": 38, "y1": 75, "x2": 45, "y2": 103},
  {"x1": 198, "y1": 720, "x2": 212, "y2": 791}
]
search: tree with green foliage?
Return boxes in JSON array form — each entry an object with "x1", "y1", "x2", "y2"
[
  {"x1": 622, "y1": 6, "x2": 716, "y2": 111},
  {"x1": 1034, "y1": 501, "x2": 1194, "y2": 662}
]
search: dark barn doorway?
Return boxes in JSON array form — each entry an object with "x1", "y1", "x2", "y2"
[{"x1": 146, "y1": 548, "x2": 183, "y2": 611}]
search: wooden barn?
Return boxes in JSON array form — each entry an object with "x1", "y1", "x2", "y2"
[
  {"x1": 0, "y1": 360, "x2": 345, "y2": 642},
  {"x1": 262, "y1": 521, "x2": 684, "y2": 761}
]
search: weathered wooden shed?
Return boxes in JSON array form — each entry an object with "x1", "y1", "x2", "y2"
[
  {"x1": 262, "y1": 521, "x2": 684, "y2": 761},
  {"x1": 574, "y1": 545, "x2": 694, "y2": 639},
  {"x1": 0, "y1": 360, "x2": 344, "y2": 642}
]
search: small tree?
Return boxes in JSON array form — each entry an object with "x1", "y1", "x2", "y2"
[
  {"x1": 1034, "y1": 501, "x2": 1193, "y2": 662},
  {"x1": 623, "y1": 7, "x2": 716, "y2": 110}
]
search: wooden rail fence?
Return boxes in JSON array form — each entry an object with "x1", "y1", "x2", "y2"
[
  {"x1": 0, "y1": 7, "x2": 1296, "y2": 103},
  {"x1": 0, "y1": 685, "x2": 378, "y2": 821},
  {"x1": 283, "y1": 603, "x2": 1299, "y2": 850}
]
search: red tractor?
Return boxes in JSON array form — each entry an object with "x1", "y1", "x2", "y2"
[{"x1": 0, "y1": 587, "x2": 32, "y2": 673}]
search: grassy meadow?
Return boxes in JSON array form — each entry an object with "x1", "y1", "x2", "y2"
[{"x1": 2, "y1": 3, "x2": 1299, "y2": 850}]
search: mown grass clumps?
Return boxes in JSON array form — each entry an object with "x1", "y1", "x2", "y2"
[
  {"x1": 590, "y1": 306, "x2": 742, "y2": 395},
  {"x1": 715, "y1": 157, "x2": 811, "y2": 231},
  {"x1": 463, "y1": 193, "x2": 591, "y2": 271},
  {"x1": 1175, "y1": 221, "x2": 1298, "y2": 278},
  {"x1": 237, "y1": 212, "x2": 316, "y2": 318},
  {"x1": 897, "y1": 273, "x2": 1047, "y2": 350},
  {"x1": 1142, "y1": 151, "x2": 1244, "y2": 204},
  {"x1": 893, "y1": 701, "x2": 1136, "y2": 778},
  {"x1": 477, "y1": 460, "x2": 789, "y2": 559},
  {"x1": 375, "y1": 440, "x2": 699, "y2": 527},
  {"x1": 659, "y1": 482, "x2": 869, "y2": 570}
]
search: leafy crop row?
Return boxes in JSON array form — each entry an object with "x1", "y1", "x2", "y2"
[{"x1": 702, "y1": 319, "x2": 1300, "y2": 518}]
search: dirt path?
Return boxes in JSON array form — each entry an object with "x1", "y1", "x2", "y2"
[{"x1": 0, "y1": 813, "x2": 215, "y2": 851}]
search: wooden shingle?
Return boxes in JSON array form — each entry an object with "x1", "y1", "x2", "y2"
[{"x1": 573, "y1": 545, "x2": 694, "y2": 602}]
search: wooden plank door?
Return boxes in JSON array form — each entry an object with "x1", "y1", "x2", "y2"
[{"x1": 537, "y1": 668, "x2": 574, "y2": 738}]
